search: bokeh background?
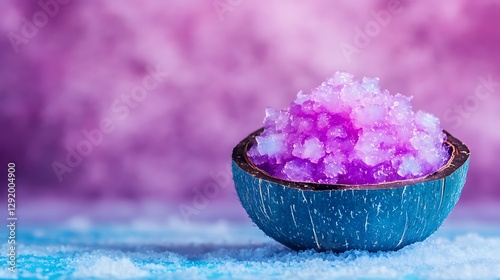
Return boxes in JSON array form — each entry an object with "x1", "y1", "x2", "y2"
[{"x1": 1, "y1": 0, "x2": 499, "y2": 224}]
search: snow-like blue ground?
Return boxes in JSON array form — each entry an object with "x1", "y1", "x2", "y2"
[{"x1": 1, "y1": 218, "x2": 500, "y2": 279}]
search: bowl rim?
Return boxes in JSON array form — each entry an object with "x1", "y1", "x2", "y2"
[{"x1": 232, "y1": 128, "x2": 470, "y2": 191}]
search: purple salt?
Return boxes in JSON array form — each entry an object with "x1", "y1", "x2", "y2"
[{"x1": 247, "y1": 72, "x2": 450, "y2": 185}]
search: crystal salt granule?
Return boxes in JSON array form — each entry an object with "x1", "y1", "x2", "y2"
[{"x1": 247, "y1": 72, "x2": 450, "y2": 185}]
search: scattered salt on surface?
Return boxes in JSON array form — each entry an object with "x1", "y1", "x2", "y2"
[
  {"x1": 72, "y1": 256, "x2": 149, "y2": 278},
  {"x1": 4, "y1": 221, "x2": 500, "y2": 279}
]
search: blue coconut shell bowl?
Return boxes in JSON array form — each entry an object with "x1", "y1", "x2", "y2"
[{"x1": 232, "y1": 128, "x2": 470, "y2": 252}]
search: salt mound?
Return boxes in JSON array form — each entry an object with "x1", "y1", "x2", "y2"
[{"x1": 248, "y1": 72, "x2": 450, "y2": 185}]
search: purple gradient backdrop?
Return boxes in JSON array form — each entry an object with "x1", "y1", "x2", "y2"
[{"x1": 1, "y1": 0, "x2": 499, "y2": 221}]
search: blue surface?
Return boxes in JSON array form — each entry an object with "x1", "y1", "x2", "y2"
[{"x1": 1, "y1": 220, "x2": 500, "y2": 279}]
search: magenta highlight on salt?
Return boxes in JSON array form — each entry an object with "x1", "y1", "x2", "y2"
[{"x1": 247, "y1": 72, "x2": 450, "y2": 186}]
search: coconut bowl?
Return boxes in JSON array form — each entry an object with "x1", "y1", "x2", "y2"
[{"x1": 232, "y1": 128, "x2": 470, "y2": 252}]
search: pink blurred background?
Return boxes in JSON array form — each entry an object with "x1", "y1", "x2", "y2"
[{"x1": 1, "y1": 0, "x2": 499, "y2": 223}]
